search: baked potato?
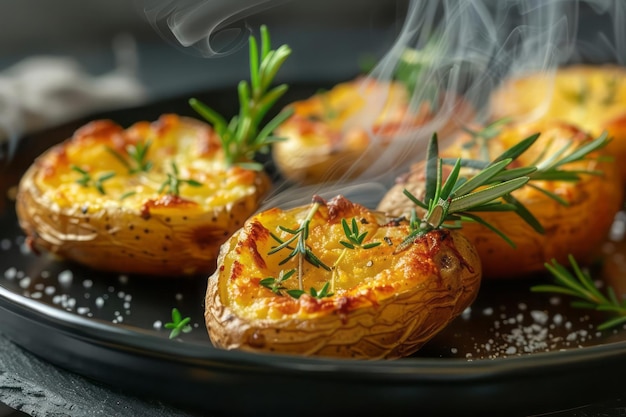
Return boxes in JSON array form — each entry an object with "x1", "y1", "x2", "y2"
[
  {"x1": 16, "y1": 114, "x2": 270, "y2": 276},
  {"x1": 272, "y1": 77, "x2": 472, "y2": 184},
  {"x1": 490, "y1": 64, "x2": 626, "y2": 181},
  {"x1": 377, "y1": 121, "x2": 623, "y2": 279},
  {"x1": 205, "y1": 195, "x2": 481, "y2": 359}
]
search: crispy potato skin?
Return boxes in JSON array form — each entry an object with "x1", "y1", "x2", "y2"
[
  {"x1": 273, "y1": 77, "x2": 473, "y2": 184},
  {"x1": 205, "y1": 196, "x2": 481, "y2": 359},
  {"x1": 378, "y1": 121, "x2": 623, "y2": 279},
  {"x1": 490, "y1": 64, "x2": 626, "y2": 181},
  {"x1": 16, "y1": 115, "x2": 270, "y2": 276}
]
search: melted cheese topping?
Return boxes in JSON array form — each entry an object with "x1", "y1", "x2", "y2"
[
  {"x1": 33, "y1": 114, "x2": 260, "y2": 211},
  {"x1": 491, "y1": 65, "x2": 626, "y2": 136},
  {"x1": 221, "y1": 196, "x2": 464, "y2": 322}
]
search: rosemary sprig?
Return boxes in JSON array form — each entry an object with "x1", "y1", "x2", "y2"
[
  {"x1": 460, "y1": 118, "x2": 512, "y2": 162},
  {"x1": 71, "y1": 165, "x2": 116, "y2": 195},
  {"x1": 268, "y1": 197, "x2": 331, "y2": 290},
  {"x1": 397, "y1": 133, "x2": 532, "y2": 252},
  {"x1": 158, "y1": 162, "x2": 202, "y2": 196},
  {"x1": 531, "y1": 255, "x2": 626, "y2": 330},
  {"x1": 189, "y1": 25, "x2": 293, "y2": 170},
  {"x1": 443, "y1": 128, "x2": 610, "y2": 209},
  {"x1": 106, "y1": 140, "x2": 153, "y2": 174},
  {"x1": 164, "y1": 308, "x2": 192, "y2": 339}
]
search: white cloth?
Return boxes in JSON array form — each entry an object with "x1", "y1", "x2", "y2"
[{"x1": 0, "y1": 35, "x2": 147, "y2": 152}]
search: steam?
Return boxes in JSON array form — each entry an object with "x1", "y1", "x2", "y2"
[
  {"x1": 140, "y1": 0, "x2": 285, "y2": 57},
  {"x1": 138, "y1": 0, "x2": 626, "y2": 208}
]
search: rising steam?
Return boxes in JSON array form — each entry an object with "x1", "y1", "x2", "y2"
[
  {"x1": 140, "y1": 0, "x2": 285, "y2": 57},
  {"x1": 138, "y1": 0, "x2": 625, "y2": 208}
]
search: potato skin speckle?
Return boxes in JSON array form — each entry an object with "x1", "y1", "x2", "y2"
[
  {"x1": 16, "y1": 115, "x2": 270, "y2": 276},
  {"x1": 378, "y1": 121, "x2": 623, "y2": 279},
  {"x1": 205, "y1": 195, "x2": 481, "y2": 359}
]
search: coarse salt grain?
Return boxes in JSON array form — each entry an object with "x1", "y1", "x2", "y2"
[
  {"x1": 4, "y1": 267, "x2": 17, "y2": 280},
  {"x1": 58, "y1": 270, "x2": 73, "y2": 286}
]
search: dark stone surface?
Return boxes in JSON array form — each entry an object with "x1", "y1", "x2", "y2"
[{"x1": 0, "y1": 333, "x2": 198, "y2": 417}]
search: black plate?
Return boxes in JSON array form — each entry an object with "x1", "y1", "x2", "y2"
[{"x1": 1, "y1": 86, "x2": 626, "y2": 417}]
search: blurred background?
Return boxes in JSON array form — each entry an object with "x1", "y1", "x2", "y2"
[
  {"x1": 0, "y1": 0, "x2": 409, "y2": 145},
  {"x1": 0, "y1": 0, "x2": 407, "y2": 98}
]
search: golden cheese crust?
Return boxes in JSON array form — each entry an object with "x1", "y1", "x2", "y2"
[
  {"x1": 378, "y1": 120, "x2": 623, "y2": 279},
  {"x1": 16, "y1": 114, "x2": 270, "y2": 276},
  {"x1": 272, "y1": 77, "x2": 473, "y2": 184},
  {"x1": 490, "y1": 64, "x2": 626, "y2": 181},
  {"x1": 205, "y1": 195, "x2": 481, "y2": 359}
]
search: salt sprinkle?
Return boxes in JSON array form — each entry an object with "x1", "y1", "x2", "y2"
[
  {"x1": 58, "y1": 270, "x2": 73, "y2": 286},
  {"x1": 4, "y1": 267, "x2": 17, "y2": 280},
  {"x1": 153, "y1": 320, "x2": 162, "y2": 330},
  {"x1": 82, "y1": 279, "x2": 93, "y2": 289},
  {"x1": 1, "y1": 239, "x2": 11, "y2": 250}
]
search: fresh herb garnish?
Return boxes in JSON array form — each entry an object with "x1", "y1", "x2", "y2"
[
  {"x1": 189, "y1": 25, "x2": 293, "y2": 170},
  {"x1": 106, "y1": 140, "x2": 153, "y2": 174},
  {"x1": 602, "y1": 76, "x2": 618, "y2": 106},
  {"x1": 397, "y1": 133, "x2": 532, "y2": 252},
  {"x1": 443, "y1": 129, "x2": 610, "y2": 209},
  {"x1": 164, "y1": 308, "x2": 192, "y2": 339},
  {"x1": 120, "y1": 190, "x2": 137, "y2": 201},
  {"x1": 309, "y1": 282, "x2": 333, "y2": 299},
  {"x1": 71, "y1": 165, "x2": 116, "y2": 195},
  {"x1": 340, "y1": 218, "x2": 381, "y2": 250},
  {"x1": 531, "y1": 255, "x2": 626, "y2": 330},
  {"x1": 564, "y1": 80, "x2": 590, "y2": 105},
  {"x1": 260, "y1": 269, "x2": 303, "y2": 298},
  {"x1": 268, "y1": 196, "x2": 331, "y2": 291},
  {"x1": 158, "y1": 162, "x2": 202, "y2": 196},
  {"x1": 329, "y1": 217, "x2": 381, "y2": 292},
  {"x1": 460, "y1": 118, "x2": 512, "y2": 162}
]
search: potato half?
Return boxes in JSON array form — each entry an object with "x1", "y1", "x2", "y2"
[
  {"x1": 377, "y1": 121, "x2": 623, "y2": 279},
  {"x1": 205, "y1": 195, "x2": 481, "y2": 359},
  {"x1": 16, "y1": 114, "x2": 270, "y2": 276},
  {"x1": 490, "y1": 64, "x2": 626, "y2": 181},
  {"x1": 273, "y1": 77, "x2": 472, "y2": 184}
]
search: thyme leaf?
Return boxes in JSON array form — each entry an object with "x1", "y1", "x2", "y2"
[
  {"x1": 268, "y1": 196, "x2": 330, "y2": 291},
  {"x1": 260, "y1": 269, "x2": 296, "y2": 296},
  {"x1": 106, "y1": 140, "x2": 153, "y2": 174},
  {"x1": 158, "y1": 162, "x2": 202, "y2": 196},
  {"x1": 164, "y1": 308, "x2": 192, "y2": 339},
  {"x1": 70, "y1": 165, "x2": 116, "y2": 195}
]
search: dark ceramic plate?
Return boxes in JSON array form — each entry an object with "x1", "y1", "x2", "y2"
[{"x1": 1, "y1": 86, "x2": 626, "y2": 417}]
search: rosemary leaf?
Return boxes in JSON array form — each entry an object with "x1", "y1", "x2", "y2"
[
  {"x1": 452, "y1": 158, "x2": 512, "y2": 197},
  {"x1": 449, "y1": 176, "x2": 529, "y2": 212},
  {"x1": 424, "y1": 133, "x2": 439, "y2": 205}
]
